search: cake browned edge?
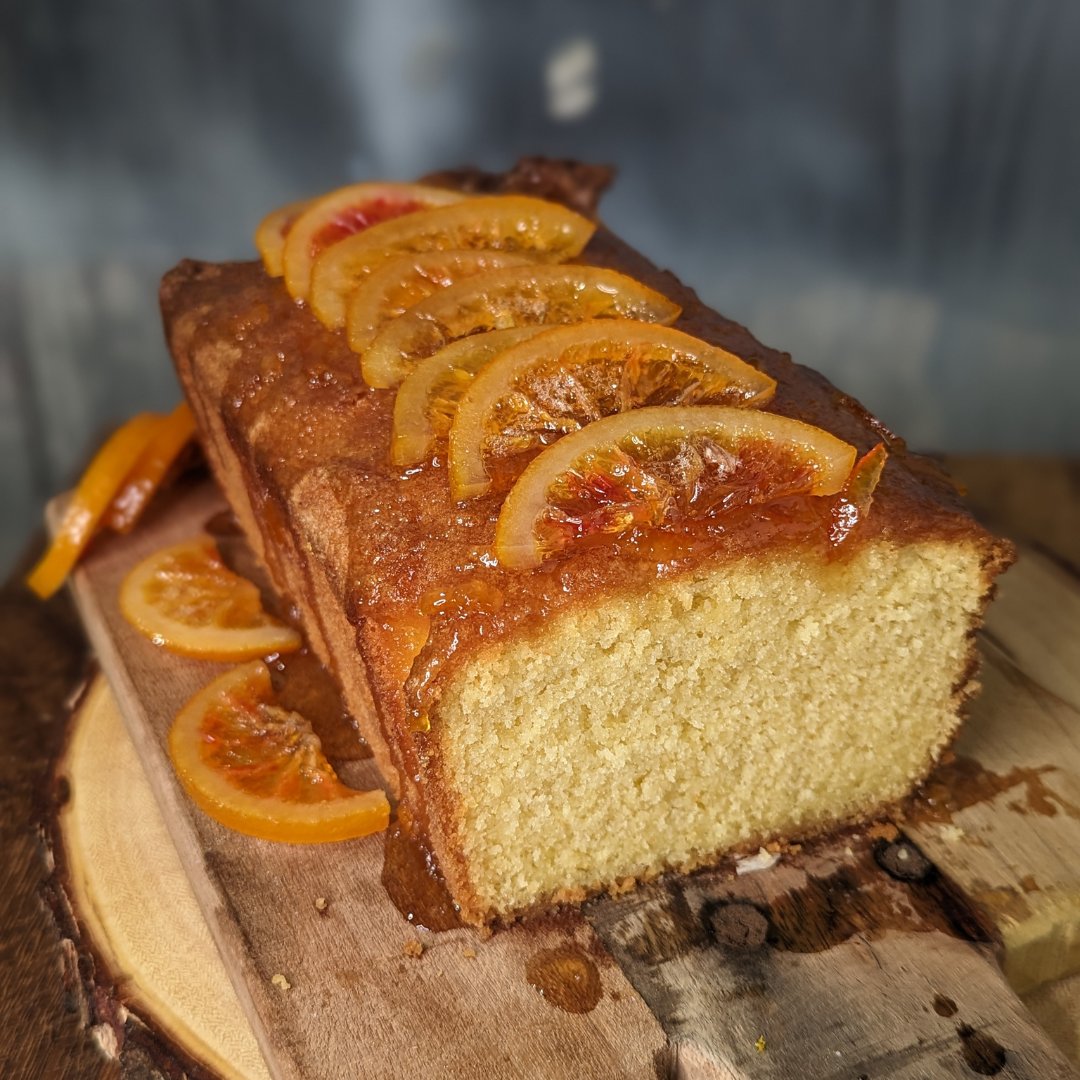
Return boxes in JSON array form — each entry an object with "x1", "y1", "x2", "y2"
[{"x1": 161, "y1": 158, "x2": 1015, "y2": 925}]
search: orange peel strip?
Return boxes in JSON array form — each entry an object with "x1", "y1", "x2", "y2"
[
  {"x1": 106, "y1": 402, "x2": 198, "y2": 533},
  {"x1": 26, "y1": 412, "x2": 161, "y2": 599}
]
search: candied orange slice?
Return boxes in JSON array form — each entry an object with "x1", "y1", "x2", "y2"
[
  {"x1": 106, "y1": 401, "x2": 198, "y2": 533},
  {"x1": 346, "y1": 249, "x2": 540, "y2": 353},
  {"x1": 448, "y1": 321, "x2": 777, "y2": 500},
  {"x1": 282, "y1": 182, "x2": 463, "y2": 301},
  {"x1": 310, "y1": 195, "x2": 596, "y2": 331},
  {"x1": 495, "y1": 406, "x2": 857, "y2": 568},
  {"x1": 255, "y1": 197, "x2": 311, "y2": 277},
  {"x1": 169, "y1": 661, "x2": 389, "y2": 843},
  {"x1": 391, "y1": 327, "x2": 552, "y2": 466},
  {"x1": 363, "y1": 265, "x2": 680, "y2": 390},
  {"x1": 120, "y1": 538, "x2": 302, "y2": 660},
  {"x1": 27, "y1": 412, "x2": 161, "y2": 599}
]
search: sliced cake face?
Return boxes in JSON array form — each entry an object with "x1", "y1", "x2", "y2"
[{"x1": 433, "y1": 539, "x2": 988, "y2": 920}]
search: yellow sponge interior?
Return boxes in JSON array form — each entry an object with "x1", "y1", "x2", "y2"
[{"x1": 437, "y1": 540, "x2": 984, "y2": 915}]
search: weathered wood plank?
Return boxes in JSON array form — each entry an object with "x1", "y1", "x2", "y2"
[
  {"x1": 906, "y1": 552, "x2": 1080, "y2": 994},
  {"x1": 590, "y1": 836, "x2": 1075, "y2": 1078}
]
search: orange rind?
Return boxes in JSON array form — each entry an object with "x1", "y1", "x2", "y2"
[
  {"x1": 363, "y1": 265, "x2": 680, "y2": 390},
  {"x1": 495, "y1": 405, "x2": 857, "y2": 568},
  {"x1": 448, "y1": 320, "x2": 776, "y2": 500}
]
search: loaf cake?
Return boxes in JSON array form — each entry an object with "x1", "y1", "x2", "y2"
[{"x1": 161, "y1": 158, "x2": 1013, "y2": 925}]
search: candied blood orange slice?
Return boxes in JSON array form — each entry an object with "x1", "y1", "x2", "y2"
[
  {"x1": 282, "y1": 182, "x2": 463, "y2": 301},
  {"x1": 169, "y1": 661, "x2": 389, "y2": 843},
  {"x1": 448, "y1": 320, "x2": 777, "y2": 500},
  {"x1": 309, "y1": 195, "x2": 596, "y2": 331},
  {"x1": 255, "y1": 197, "x2": 311, "y2": 278},
  {"x1": 495, "y1": 406, "x2": 857, "y2": 569},
  {"x1": 119, "y1": 538, "x2": 302, "y2": 660},
  {"x1": 363, "y1": 265, "x2": 680, "y2": 390},
  {"x1": 392, "y1": 327, "x2": 551, "y2": 466},
  {"x1": 346, "y1": 249, "x2": 540, "y2": 353}
]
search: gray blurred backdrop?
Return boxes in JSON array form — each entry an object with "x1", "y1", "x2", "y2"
[{"x1": 3, "y1": 0, "x2": 1079, "y2": 576}]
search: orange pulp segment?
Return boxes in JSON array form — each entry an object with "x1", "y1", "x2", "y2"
[
  {"x1": 495, "y1": 405, "x2": 857, "y2": 569},
  {"x1": 26, "y1": 412, "x2": 161, "y2": 599},
  {"x1": 309, "y1": 195, "x2": 597, "y2": 331},
  {"x1": 119, "y1": 538, "x2": 302, "y2": 660},
  {"x1": 362, "y1": 265, "x2": 681, "y2": 390},
  {"x1": 106, "y1": 402, "x2": 198, "y2": 533},
  {"x1": 169, "y1": 661, "x2": 389, "y2": 843},
  {"x1": 391, "y1": 327, "x2": 553, "y2": 466},
  {"x1": 255, "y1": 198, "x2": 311, "y2": 278},
  {"x1": 448, "y1": 320, "x2": 777, "y2": 500},
  {"x1": 283, "y1": 182, "x2": 463, "y2": 302},
  {"x1": 346, "y1": 249, "x2": 540, "y2": 354}
]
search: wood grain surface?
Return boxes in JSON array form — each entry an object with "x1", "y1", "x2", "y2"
[{"x1": 2, "y1": 455, "x2": 1079, "y2": 1078}]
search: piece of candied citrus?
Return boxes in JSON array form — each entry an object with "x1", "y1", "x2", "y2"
[
  {"x1": 363, "y1": 265, "x2": 681, "y2": 390},
  {"x1": 169, "y1": 661, "x2": 389, "y2": 843},
  {"x1": 346, "y1": 249, "x2": 541, "y2": 354},
  {"x1": 106, "y1": 402, "x2": 198, "y2": 533},
  {"x1": 282, "y1": 182, "x2": 463, "y2": 302},
  {"x1": 27, "y1": 412, "x2": 161, "y2": 599},
  {"x1": 391, "y1": 327, "x2": 552, "y2": 467},
  {"x1": 829, "y1": 442, "x2": 888, "y2": 545},
  {"x1": 448, "y1": 320, "x2": 777, "y2": 500},
  {"x1": 255, "y1": 197, "x2": 311, "y2": 278},
  {"x1": 120, "y1": 538, "x2": 302, "y2": 660},
  {"x1": 309, "y1": 195, "x2": 596, "y2": 331},
  {"x1": 495, "y1": 405, "x2": 857, "y2": 569}
]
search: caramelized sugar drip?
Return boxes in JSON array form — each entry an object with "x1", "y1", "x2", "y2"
[
  {"x1": 525, "y1": 946, "x2": 602, "y2": 1013},
  {"x1": 381, "y1": 803, "x2": 463, "y2": 931}
]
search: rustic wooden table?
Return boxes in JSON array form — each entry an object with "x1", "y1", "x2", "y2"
[{"x1": 1, "y1": 456, "x2": 1077, "y2": 1079}]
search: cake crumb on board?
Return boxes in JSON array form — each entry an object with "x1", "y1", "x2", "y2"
[
  {"x1": 402, "y1": 938, "x2": 424, "y2": 959},
  {"x1": 271, "y1": 973, "x2": 291, "y2": 992}
]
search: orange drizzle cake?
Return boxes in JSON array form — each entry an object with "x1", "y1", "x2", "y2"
[{"x1": 161, "y1": 157, "x2": 1013, "y2": 925}]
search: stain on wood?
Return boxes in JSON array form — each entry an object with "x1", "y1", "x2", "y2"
[{"x1": 525, "y1": 946, "x2": 602, "y2": 1014}]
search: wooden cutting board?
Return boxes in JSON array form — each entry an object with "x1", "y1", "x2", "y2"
[{"x1": 57, "y1": 476, "x2": 1080, "y2": 1079}]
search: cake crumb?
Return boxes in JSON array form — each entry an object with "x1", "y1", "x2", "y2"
[
  {"x1": 736, "y1": 848, "x2": 780, "y2": 875},
  {"x1": 764, "y1": 840, "x2": 782, "y2": 854},
  {"x1": 314, "y1": 896, "x2": 329, "y2": 913},
  {"x1": 403, "y1": 938, "x2": 424, "y2": 959},
  {"x1": 755, "y1": 1034, "x2": 767, "y2": 1053},
  {"x1": 868, "y1": 822, "x2": 899, "y2": 842},
  {"x1": 938, "y1": 824, "x2": 965, "y2": 843},
  {"x1": 461, "y1": 947, "x2": 477, "y2": 960},
  {"x1": 271, "y1": 973, "x2": 291, "y2": 992}
]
